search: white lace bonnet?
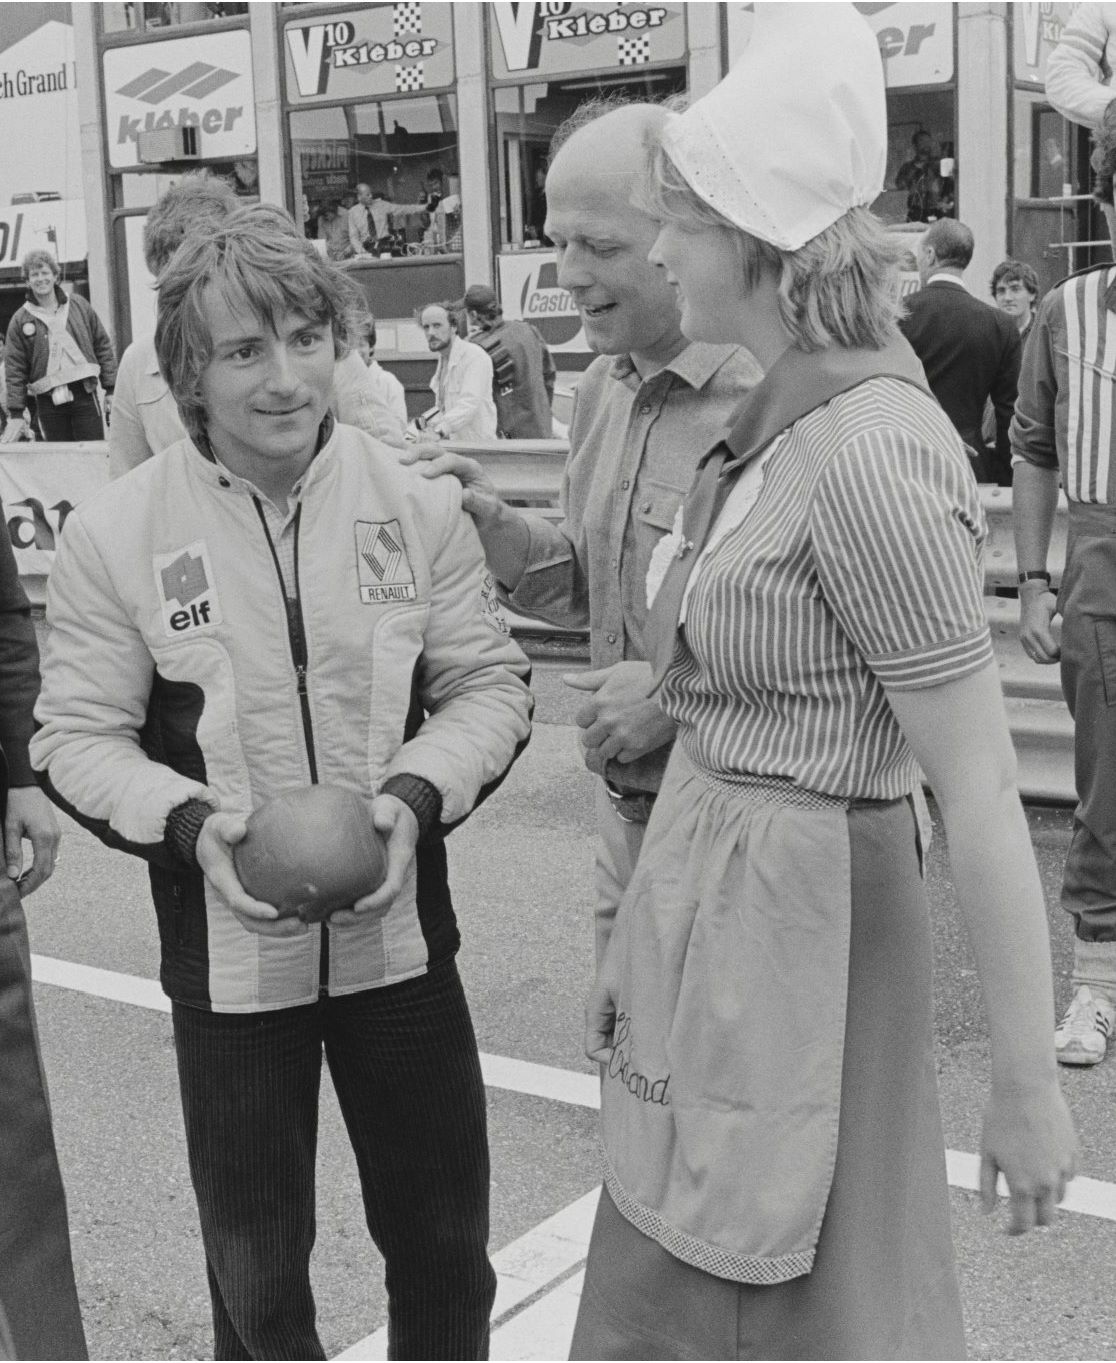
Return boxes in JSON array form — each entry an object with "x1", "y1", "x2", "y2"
[{"x1": 660, "y1": 2, "x2": 888, "y2": 252}]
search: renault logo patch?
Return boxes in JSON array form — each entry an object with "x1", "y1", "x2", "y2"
[
  {"x1": 355, "y1": 520, "x2": 417, "y2": 603},
  {"x1": 153, "y1": 540, "x2": 223, "y2": 637}
]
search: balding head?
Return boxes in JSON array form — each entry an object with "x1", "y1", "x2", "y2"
[{"x1": 544, "y1": 102, "x2": 685, "y2": 371}]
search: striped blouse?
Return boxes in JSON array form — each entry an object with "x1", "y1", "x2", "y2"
[
  {"x1": 1011, "y1": 265, "x2": 1116, "y2": 503},
  {"x1": 660, "y1": 377, "x2": 994, "y2": 800}
]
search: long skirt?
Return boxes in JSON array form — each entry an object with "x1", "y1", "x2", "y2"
[{"x1": 572, "y1": 749, "x2": 965, "y2": 1360}]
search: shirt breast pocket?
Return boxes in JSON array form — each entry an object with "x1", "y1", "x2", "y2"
[{"x1": 633, "y1": 480, "x2": 685, "y2": 535}]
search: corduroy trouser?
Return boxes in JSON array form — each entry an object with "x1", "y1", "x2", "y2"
[{"x1": 171, "y1": 958, "x2": 496, "y2": 1362}]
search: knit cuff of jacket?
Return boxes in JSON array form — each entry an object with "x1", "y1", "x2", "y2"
[
  {"x1": 381, "y1": 774, "x2": 443, "y2": 839},
  {"x1": 165, "y1": 797, "x2": 218, "y2": 868}
]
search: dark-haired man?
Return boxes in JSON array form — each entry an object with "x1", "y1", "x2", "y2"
[
  {"x1": 1012, "y1": 112, "x2": 1116, "y2": 1068},
  {"x1": 32, "y1": 206, "x2": 531, "y2": 1359},
  {"x1": 462, "y1": 284, "x2": 555, "y2": 438},
  {"x1": 900, "y1": 218, "x2": 1021, "y2": 484}
]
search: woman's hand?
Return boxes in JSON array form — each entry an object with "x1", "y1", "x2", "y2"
[{"x1": 980, "y1": 1078, "x2": 1077, "y2": 1233}]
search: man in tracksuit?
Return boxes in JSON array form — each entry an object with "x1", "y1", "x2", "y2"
[{"x1": 31, "y1": 206, "x2": 532, "y2": 1360}]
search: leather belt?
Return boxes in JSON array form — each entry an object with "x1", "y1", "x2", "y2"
[{"x1": 605, "y1": 779, "x2": 657, "y2": 825}]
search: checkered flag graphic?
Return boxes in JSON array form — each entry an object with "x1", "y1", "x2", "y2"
[
  {"x1": 395, "y1": 63, "x2": 425, "y2": 92},
  {"x1": 393, "y1": 1, "x2": 422, "y2": 37},
  {"x1": 617, "y1": 35, "x2": 652, "y2": 66}
]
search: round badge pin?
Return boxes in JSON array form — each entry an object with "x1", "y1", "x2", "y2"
[{"x1": 22, "y1": 322, "x2": 35, "y2": 337}]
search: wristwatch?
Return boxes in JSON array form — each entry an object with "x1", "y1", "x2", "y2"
[{"x1": 1017, "y1": 570, "x2": 1052, "y2": 587}]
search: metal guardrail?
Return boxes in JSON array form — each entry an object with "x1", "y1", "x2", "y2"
[{"x1": 0, "y1": 439, "x2": 1077, "y2": 803}]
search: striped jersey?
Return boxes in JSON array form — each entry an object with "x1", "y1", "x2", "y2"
[
  {"x1": 1011, "y1": 264, "x2": 1116, "y2": 503},
  {"x1": 660, "y1": 377, "x2": 993, "y2": 800}
]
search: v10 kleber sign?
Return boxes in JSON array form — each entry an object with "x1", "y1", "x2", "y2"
[
  {"x1": 103, "y1": 29, "x2": 256, "y2": 169},
  {"x1": 284, "y1": 4, "x2": 455, "y2": 105},
  {"x1": 488, "y1": 2, "x2": 686, "y2": 81}
]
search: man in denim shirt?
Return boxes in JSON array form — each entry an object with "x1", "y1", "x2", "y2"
[{"x1": 405, "y1": 101, "x2": 760, "y2": 957}]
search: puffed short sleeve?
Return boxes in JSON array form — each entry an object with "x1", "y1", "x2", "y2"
[{"x1": 810, "y1": 429, "x2": 993, "y2": 689}]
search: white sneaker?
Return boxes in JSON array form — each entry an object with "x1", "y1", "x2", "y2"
[{"x1": 1055, "y1": 986, "x2": 1116, "y2": 1066}]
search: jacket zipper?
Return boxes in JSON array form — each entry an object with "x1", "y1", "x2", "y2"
[{"x1": 252, "y1": 499, "x2": 330, "y2": 996}]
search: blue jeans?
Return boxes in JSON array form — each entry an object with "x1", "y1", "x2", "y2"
[{"x1": 171, "y1": 959, "x2": 496, "y2": 1361}]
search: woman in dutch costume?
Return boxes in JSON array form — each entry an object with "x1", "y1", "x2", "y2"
[{"x1": 571, "y1": 7, "x2": 1077, "y2": 1359}]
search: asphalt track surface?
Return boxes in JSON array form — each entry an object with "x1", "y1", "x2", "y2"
[{"x1": 21, "y1": 659, "x2": 1116, "y2": 1361}]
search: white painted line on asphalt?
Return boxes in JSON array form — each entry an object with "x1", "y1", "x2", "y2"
[
  {"x1": 946, "y1": 1148, "x2": 1116, "y2": 1223},
  {"x1": 491, "y1": 1269, "x2": 585, "y2": 1362},
  {"x1": 31, "y1": 955, "x2": 1116, "y2": 1226},
  {"x1": 31, "y1": 954, "x2": 170, "y2": 1013},
  {"x1": 334, "y1": 1189, "x2": 600, "y2": 1361},
  {"x1": 481, "y1": 1051, "x2": 599, "y2": 1109}
]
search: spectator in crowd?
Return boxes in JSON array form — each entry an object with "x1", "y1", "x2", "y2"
[
  {"x1": 899, "y1": 219, "x2": 1021, "y2": 484},
  {"x1": 354, "y1": 316, "x2": 409, "y2": 432},
  {"x1": 895, "y1": 128, "x2": 943, "y2": 222},
  {"x1": 110, "y1": 172, "x2": 241, "y2": 475},
  {"x1": 461, "y1": 284, "x2": 556, "y2": 438},
  {"x1": 0, "y1": 500, "x2": 86, "y2": 1360},
  {"x1": 2, "y1": 251, "x2": 116, "y2": 443},
  {"x1": 991, "y1": 259, "x2": 1040, "y2": 340},
  {"x1": 417, "y1": 302, "x2": 498, "y2": 442},
  {"x1": 315, "y1": 199, "x2": 352, "y2": 261},
  {"x1": 31, "y1": 205, "x2": 532, "y2": 1360},
  {"x1": 404, "y1": 98, "x2": 761, "y2": 964},
  {"x1": 347, "y1": 182, "x2": 433, "y2": 258},
  {"x1": 567, "y1": 9, "x2": 1076, "y2": 1358},
  {"x1": 347, "y1": 182, "x2": 393, "y2": 254},
  {"x1": 1012, "y1": 111, "x2": 1116, "y2": 1068},
  {"x1": 109, "y1": 176, "x2": 408, "y2": 478},
  {"x1": 1046, "y1": 2, "x2": 1116, "y2": 128}
]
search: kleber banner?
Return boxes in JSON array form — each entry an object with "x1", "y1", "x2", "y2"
[
  {"x1": 727, "y1": 2, "x2": 954, "y2": 88},
  {"x1": 103, "y1": 29, "x2": 256, "y2": 170},
  {"x1": 284, "y1": 4, "x2": 455, "y2": 105},
  {"x1": 488, "y1": 2, "x2": 687, "y2": 82},
  {"x1": 0, "y1": 444, "x2": 108, "y2": 599}
]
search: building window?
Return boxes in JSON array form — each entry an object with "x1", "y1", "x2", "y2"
[
  {"x1": 875, "y1": 88, "x2": 956, "y2": 227},
  {"x1": 289, "y1": 97, "x2": 459, "y2": 261},
  {"x1": 493, "y1": 68, "x2": 685, "y2": 250},
  {"x1": 102, "y1": 2, "x2": 248, "y2": 33}
]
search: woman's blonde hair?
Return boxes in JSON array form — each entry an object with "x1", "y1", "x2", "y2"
[
  {"x1": 155, "y1": 204, "x2": 365, "y2": 441},
  {"x1": 642, "y1": 137, "x2": 905, "y2": 352}
]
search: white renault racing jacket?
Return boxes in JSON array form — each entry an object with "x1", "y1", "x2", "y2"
[{"x1": 31, "y1": 422, "x2": 532, "y2": 1012}]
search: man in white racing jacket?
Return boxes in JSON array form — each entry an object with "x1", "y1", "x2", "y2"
[{"x1": 31, "y1": 206, "x2": 532, "y2": 1361}]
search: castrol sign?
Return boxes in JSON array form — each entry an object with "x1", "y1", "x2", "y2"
[{"x1": 499, "y1": 252, "x2": 586, "y2": 354}]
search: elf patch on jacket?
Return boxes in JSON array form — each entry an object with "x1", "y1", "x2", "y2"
[{"x1": 31, "y1": 423, "x2": 533, "y2": 1013}]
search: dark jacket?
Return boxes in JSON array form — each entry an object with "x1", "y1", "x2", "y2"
[
  {"x1": 899, "y1": 278, "x2": 1021, "y2": 484},
  {"x1": 5, "y1": 286, "x2": 117, "y2": 413},
  {"x1": 0, "y1": 498, "x2": 39, "y2": 797},
  {"x1": 0, "y1": 496, "x2": 88, "y2": 1361},
  {"x1": 474, "y1": 318, "x2": 555, "y2": 439}
]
